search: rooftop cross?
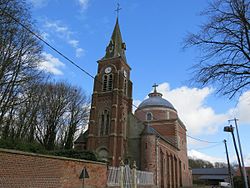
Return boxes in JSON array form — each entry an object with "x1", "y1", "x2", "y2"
[
  {"x1": 152, "y1": 83, "x2": 158, "y2": 93},
  {"x1": 115, "y1": 3, "x2": 122, "y2": 18}
]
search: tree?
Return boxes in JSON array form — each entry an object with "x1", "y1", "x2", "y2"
[
  {"x1": 184, "y1": 0, "x2": 250, "y2": 98},
  {"x1": 0, "y1": 80, "x2": 90, "y2": 151},
  {"x1": 188, "y1": 157, "x2": 214, "y2": 168},
  {"x1": 14, "y1": 81, "x2": 45, "y2": 142},
  {"x1": 0, "y1": 0, "x2": 43, "y2": 137},
  {"x1": 35, "y1": 82, "x2": 89, "y2": 150},
  {"x1": 214, "y1": 162, "x2": 228, "y2": 168},
  {"x1": 35, "y1": 82, "x2": 71, "y2": 150},
  {"x1": 0, "y1": 0, "x2": 90, "y2": 152},
  {"x1": 62, "y1": 88, "x2": 89, "y2": 149}
]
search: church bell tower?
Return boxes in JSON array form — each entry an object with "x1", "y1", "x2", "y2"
[{"x1": 87, "y1": 18, "x2": 133, "y2": 166}]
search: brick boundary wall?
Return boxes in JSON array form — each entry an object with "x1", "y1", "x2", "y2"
[{"x1": 0, "y1": 148, "x2": 107, "y2": 188}]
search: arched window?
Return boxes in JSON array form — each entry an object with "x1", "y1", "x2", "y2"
[
  {"x1": 124, "y1": 79, "x2": 127, "y2": 95},
  {"x1": 105, "y1": 112, "x2": 110, "y2": 135},
  {"x1": 108, "y1": 74, "x2": 113, "y2": 91},
  {"x1": 102, "y1": 75, "x2": 108, "y2": 92},
  {"x1": 100, "y1": 110, "x2": 110, "y2": 135},
  {"x1": 102, "y1": 74, "x2": 113, "y2": 92},
  {"x1": 101, "y1": 113, "x2": 105, "y2": 134},
  {"x1": 146, "y1": 112, "x2": 153, "y2": 121},
  {"x1": 97, "y1": 148, "x2": 109, "y2": 161}
]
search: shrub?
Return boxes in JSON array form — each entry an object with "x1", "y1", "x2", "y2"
[
  {"x1": 48, "y1": 149, "x2": 98, "y2": 161},
  {"x1": 0, "y1": 138, "x2": 46, "y2": 153},
  {"x1": 0, "y1": 139, "x2": 98, "y2": 162}
]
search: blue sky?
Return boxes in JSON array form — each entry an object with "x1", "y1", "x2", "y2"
[{"x1": 27, "y1": 0, "x2": 250, "y2": 165}]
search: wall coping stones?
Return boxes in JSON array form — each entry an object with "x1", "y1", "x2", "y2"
[{"x1": 0, "y1": 148, "x2": 107, "y2": 165}]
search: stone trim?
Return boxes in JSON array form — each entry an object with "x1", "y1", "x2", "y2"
[
  {"x1": 109, "y1": 133, "x2": 117, "y2": 136},
  {"x1": 0, "y1": 148, "x2": 106, "y2": 165}
]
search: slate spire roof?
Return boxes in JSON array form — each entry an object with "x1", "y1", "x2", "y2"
[{"x1": 102, "y1": 18, "x2": 127, "y2": 62}]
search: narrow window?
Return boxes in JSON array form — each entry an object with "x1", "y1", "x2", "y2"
[
  {"x1": 108, "y1": 74, "x2": 113, "y2": 91},
  {"x1": 105, "y1": 113, "x2": 110, "y2": 135},
  {"x1": 124, "y1": 79, "x2": 127, "y2": 95},
  {"x1": 100, "y1": 110, "x2": 110, "y2": 135},
  {"x1": 103, "y1": 75, "x2": 108, "y2": 92},
  {"x1": 146, "y1": 112, "x2": 153, "y2": 121},
  {"x1": 166, "y1": 111, "x2": 170, "y2": 119},
  {"x1": 178, "y1": 136, "x2": 181, "y2": 148},
  {"x1": 100, "y1": 114, "x2": 105, "y2": 135}
]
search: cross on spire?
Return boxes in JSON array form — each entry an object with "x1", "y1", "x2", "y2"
[
  {"x1": 115, "y1": 3, "x2": 122, "y2": 18},
  {"x1": 152, "y1": 83, "x2": 158, "y2": 93}
]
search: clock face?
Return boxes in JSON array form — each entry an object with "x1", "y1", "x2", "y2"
[{"x1": 105, "y1": 67, "x2": 112, "y2": 74}]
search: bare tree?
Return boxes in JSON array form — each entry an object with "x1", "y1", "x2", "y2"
[
  {"x1": 0, "y1": 0, "x2": 43, "y2": 137},
  {"x1": 14, "y1": 81, "x2": 44, "y2": 141},
  {"x1": 0, "y1": 1, "x2": 90, "y2": 152},
  {"x1": 184, "y1": 0, "x2": 250, "y2": 98},
  {"x1": 35, "y1": 82, "x2": 70, "y2": 150},
  {"x1": 63, "y1": 88, "x2": 89, "y2": 149},
  {"x1": 188, "y1": 157, "x2": 214, "y2": 168},
  {"x1": 214, "y1": 162, "x2": 228, "y2": 168},
  {"x1": 34, "y1": 82, "x2": 89, "y2": 150}
]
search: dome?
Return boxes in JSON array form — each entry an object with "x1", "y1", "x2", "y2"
[{"x1": 138, "y1": 89, "x2": 175, "y2": 110}]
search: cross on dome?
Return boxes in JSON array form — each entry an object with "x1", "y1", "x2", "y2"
[{"x1": 152, "y1": 83, "x2": 158, "y2": 93}]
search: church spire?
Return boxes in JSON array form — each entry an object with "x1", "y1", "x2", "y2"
[{"x1": 102, "y1": 18, "x2": 127, "y2": 62}]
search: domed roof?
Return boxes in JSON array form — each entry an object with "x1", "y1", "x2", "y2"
[{"x1": 138, "y1": 87, "x2": 175, "y2": 110}]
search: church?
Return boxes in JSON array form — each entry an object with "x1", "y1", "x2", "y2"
[{"x1": 75, "y1": 18, "x2": 192, "y2": 188}]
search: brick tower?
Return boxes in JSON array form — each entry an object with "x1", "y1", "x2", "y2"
[{"x1": 87, "y1": 18, "x2": 132, "y2": 166}]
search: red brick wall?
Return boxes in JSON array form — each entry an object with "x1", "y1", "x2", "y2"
[
  {"x1": 135, "y1": 107, "x2": 177, "y2": 122},
  {"x1": 141, "y1": 134, "x2": 156, "y2": 172},
  {"x1": 0, "y1": 149, "x2": 107, "y2": 188}
]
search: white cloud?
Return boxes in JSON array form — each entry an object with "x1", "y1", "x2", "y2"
[
  {"x1": 44, "y1": 20, "x2": 85, "y2": 58},
  {"x1": 186, "y1": 137, "x2": 210, "y2": 148},
  {"x1": 189, "y1": 150, "x2": 250, "y2": 166},
  {"x1": 135, "y1": 82, "x2": 250, "y2": 136},
  {"x1": 27, "y1": 0, "x2": 48, "y2": 8},
  {"x1": 157, "y1": 83, "x2": 228, "y2": 135},
  {"x1": 229, "y1": 91, "x2": 250, "y2": 124},
  {"x1": 76, "y1": 48, "x2": 85, "y2": 58},
  {"x1": 78, "y1": 0, "x2": 89, "y2": 10},
  {"x1": 245, "y1": 154, "x2": 250, "y2": 166},
  {"x1": 39, "y1": 52, "x2": 65, "y2": 75},
  {"x1": 69, "y1": 40, "x2": 79, "y2": 48},
  {"x1": 44, "y1": 21, "x2": 72, "y2": 38},
  {"x1": 188, "y1": 149, "x2": 225, "y2": 164},
  {"x1": 41, "y1": 32, "x2": 51, "y2": 42}
]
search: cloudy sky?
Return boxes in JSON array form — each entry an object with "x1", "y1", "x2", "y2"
[{"x1": 27, "y1": 0, "x2": 250, "y2": 165}]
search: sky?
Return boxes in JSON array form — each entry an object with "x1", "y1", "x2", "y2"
[{"x1": 27, "y1": 0, "x2": 250, "y2": 166}]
